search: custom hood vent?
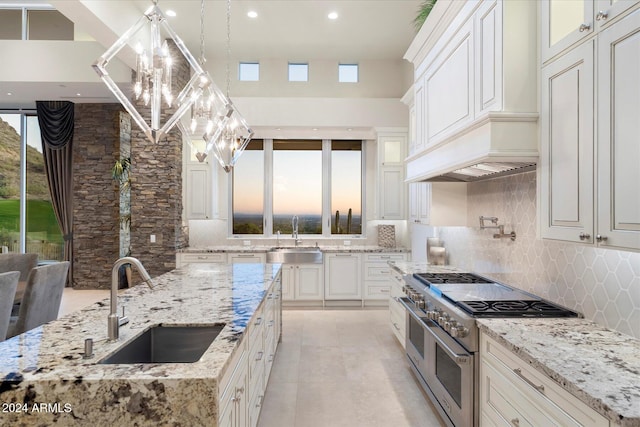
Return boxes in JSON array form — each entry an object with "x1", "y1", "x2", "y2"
[{"x1": 422, "y1": 162, "x2": 536, "y2": 182}]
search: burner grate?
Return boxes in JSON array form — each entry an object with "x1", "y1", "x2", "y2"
[
  {"x1": 413, "y1": 272, "x2": 494, "y2": 285},
  {"x1": 458, "y1": 300, "x2": 576, "y2": 317}
]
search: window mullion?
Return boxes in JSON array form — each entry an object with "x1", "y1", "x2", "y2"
[
  {"x1": 264, "y1": 139, "x2": 273, "y2": 236},
  {"x1": 322, "y1": 139, "x2": 331, "y2": 237}
]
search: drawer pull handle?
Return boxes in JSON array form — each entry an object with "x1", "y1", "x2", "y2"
[
  {"x1": 255, "y1": 317, "x2": 263, "y2": 326},
  {"x1": 393, "y1": 322, "x2": 400, "y2": 331},
  {"x1": 255, "y1": 351, "x2": 264, "y2": 361},
  {"x1": 514, "y1": 368, "x2": 545, "y2": 393},
  {"x1": 511, "y1": 418, "x2": 520, "y2": 427},
  {"x1": 579, "y1": 23, "x2": 591, "y2": 32},
  {"x1": 197, "y1": 256, "x2": 208, "y2": 259}
]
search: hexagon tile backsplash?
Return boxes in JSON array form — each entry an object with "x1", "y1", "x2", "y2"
[{"x1": 437, "y1": 171, "x2": 640, "y2": 339}]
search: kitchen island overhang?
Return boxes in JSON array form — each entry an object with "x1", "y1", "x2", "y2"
[{"x1": 0, "y1": 262, "x2": 282, "y2": 426}]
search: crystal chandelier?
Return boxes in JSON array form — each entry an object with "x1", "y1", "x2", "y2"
[
  {"x1": 93, "y1": 0, "x2": 210, "y2": 144},
  {"x1": 204, "y1": 0, "x2": 254, "y2": 173}
]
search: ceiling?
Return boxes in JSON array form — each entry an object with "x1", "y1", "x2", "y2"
[{"x1": 0, "y1": 0, "x2": 422, "y2": 109}]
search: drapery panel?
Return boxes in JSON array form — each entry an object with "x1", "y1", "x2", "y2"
[{"x1": 35, "y1": 101, "x2": 74, "y2": 286}]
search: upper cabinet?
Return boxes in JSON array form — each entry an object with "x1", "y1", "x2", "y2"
[
  {"x1": 376, "y1": 130, "x2": 407, "y2": 220},
  {"x1": 404, "y1": 0, "x2": 539, "y2": 182},
  {"x1": 541, "y1": 0, "x2": 640, "y2": 64},
  {"x1": 540, "y1": 5, "x2": 640, "y2": 251}
]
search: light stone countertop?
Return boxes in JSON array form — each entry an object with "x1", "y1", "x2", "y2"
[
  {"x1": 388, "y1": 260, "x2": 460, "y2": 275},
  {"x1": 0, "y1": 263, "x2": 281, "y2": 426},
  {"x1": 477, "y1": 318, "x2": 640, "y2": 426},
  {"x1": 179, "y1": 245, "x2": 410, "y2": 254}
]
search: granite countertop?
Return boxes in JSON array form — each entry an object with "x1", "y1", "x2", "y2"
[
  {"x1": 180, "y1": 245, "x2": 410, "y2": 254},
  {"x1": 388, "y1": 260, "x2": 460, "y2": 275},
  {"x1": 478, "y1": 318, "x2": 640, "y2": 426},
  {"x1": 0, "y1": 263, "x2": 281, "y2": 426}
]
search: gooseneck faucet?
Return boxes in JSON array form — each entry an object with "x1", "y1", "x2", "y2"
[
  {"x1": 292, "y1": 215, "x2": 302, "y2": 246},
  {"x1": 108, "y1": 257, "x2": 154, "y2": 341}
]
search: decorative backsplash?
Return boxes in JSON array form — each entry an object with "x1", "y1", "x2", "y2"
[{"x1": 437, "y1": 171, "x2": 640, "y2": 339}]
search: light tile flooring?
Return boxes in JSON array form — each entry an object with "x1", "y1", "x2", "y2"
[{"x1": 258, "y1": 309, "x2": 445, "y2": 427}]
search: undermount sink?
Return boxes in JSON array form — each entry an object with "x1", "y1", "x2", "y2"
[
  {"x1": 99, "y1": 324, "x2": 225, "y2": 364},
  {"x1": 267, "y1": 247, "x2": 323, "y2": 264}
]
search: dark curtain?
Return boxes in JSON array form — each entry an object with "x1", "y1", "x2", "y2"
[{"x1": 35, "y1": 101, "x2": 74, "y2": 286}]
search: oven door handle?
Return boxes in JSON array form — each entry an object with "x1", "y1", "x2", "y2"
[
  {"x1": 424, "y1": 319, "x2": 473, "y2": 364},
  {"x1": 398, "y1": 297, "x2": 423, "y2": 320}
]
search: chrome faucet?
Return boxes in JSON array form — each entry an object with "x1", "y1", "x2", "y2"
[
  {"x1": 292, "y1": 215, "x2": 302, "y2": 246},
  {"x1": 108, "y1": 257, "x2": 154, "y2": 341}
]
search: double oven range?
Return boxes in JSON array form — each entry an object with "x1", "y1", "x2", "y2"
[{"x1": 399, "y1": 272, "x2": 579, "y2": 427}]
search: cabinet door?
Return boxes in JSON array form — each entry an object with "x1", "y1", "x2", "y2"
[
  {"x1": 379, "y1": 167, "x2": 404, "y2": 219},
  {"x1": 475, "y1": 0, "x2": 502, "y2": 115},
  {"x1": 414, "y1": 77, "x2": 426, "y2": 154},
  {"x1": 294, "y1": 264, "x2": 323, "y2": 300},
  {"x1": 324, "y1": 254, "x2": 361, "y2": 300},
  {"x1": 541, "y1": 0, "x2": 593, "y2": 62},
  {"x1": 595, "y1": 0, "x2": 640, "y2": 29},
  {"x1": 280, "y1": 265, "x2": 295, "y2": 301},
  {"x1": 540, "y1": 41, "x2": 594, "y2": 243},
  {"x1": 597, "y1": 10, "x2": 640, "y2": 250},
  {"x1": 185, "y1": 165, "x2": 210, "y2": 219},
  {"x1": 408, "y1": 183, "x2": 420, "y2": 223},
  {"x1": 378, "y1": 134, "x2": 406, "y2": 166}
]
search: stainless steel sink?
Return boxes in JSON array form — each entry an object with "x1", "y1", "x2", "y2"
[
  {"x1": 98, "y1": 324, "x2": 225, "y2": 364},
  {"x1": 266, "y1": 247, "x2": 323, "y2": 264}
]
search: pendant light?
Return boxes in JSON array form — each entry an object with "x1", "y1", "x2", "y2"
[
  {"x1": 93, "y1": 0, "x2": 210, "y2": 144},
  {"x1": 205, "y1": 0, "x2": 254, "y2": 173}
]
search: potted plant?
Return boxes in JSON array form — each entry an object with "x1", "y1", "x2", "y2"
[{"x1": 413, "y1": 0, "x2": 438, "y2": 31}]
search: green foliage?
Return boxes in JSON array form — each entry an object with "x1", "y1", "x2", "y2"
[
  {"x1": 112, "y1": 157, "x2": 131, "y2": 191},
  {"x1": 0, "y1": 199, "x2": 62, "y2": 243},
  {"x1": 414, "y1": 0, "x2": 438, "y2": 31}
]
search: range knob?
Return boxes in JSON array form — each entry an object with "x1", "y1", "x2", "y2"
[
  {"x1": 416, "y1": 300, "x2": 426, "y2": 309},
  {"x1": 429, "y1": 309, "x2": 441, "y2": 320},
  {"x1": 451, "y1": 326, "x2": 469, "y2": 338},
  {"x1": 445, "y1": 320, "x2": 457, "y2": 333},
  {"x1": 438, "y1": 312, "x2": 450, "y2": 325}
]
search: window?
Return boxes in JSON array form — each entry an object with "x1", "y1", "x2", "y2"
[
  {"x1": 231, "y1": 139, "x2": 365, "y2": 237},
  {"x1": 331, "y1": 140, "x2": 362, "y2": 234},
  {"x1": 232, "y1": 140, "x2": 264, "y2": 234},
  {"x1": 288, "y1": 63, "x2": 309, "y2": 82},
  {"x1": 0, "y1": 7, "x2": 73, "y2": 40},
  {"x1": 273, "y1": 140, "x2": 322, "y2": 234},
  {"x1": 338, "y1": 64, "x2": 358, "y2": 83},
  {"x1": 0, "y1": 113, "x2": 63, "y2": 259},
  {"x1": 239, "y1": 62, "x2": 260, "y2": 81}
]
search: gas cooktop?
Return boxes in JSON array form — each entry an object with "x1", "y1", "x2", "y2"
[{"x1": 457, "y1": 299, "x2": 578, "y2": 317}]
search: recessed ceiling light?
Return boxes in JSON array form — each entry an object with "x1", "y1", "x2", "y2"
[
  {"x1": 7, "y1": 92, "x2": 12, "y2": 96},
  {"x1": 76, "y1": 93, "x2": 81, "y2": 96},
  {"x1": 347, "y1": 128, "x2": 353, "y2": 131},
  {"x1": 166, "y1": 10, "x2": 176, "y2": 17},
  {"x1": 312, "y1": 128, "x2": 318, "y2": 131},
  {"x1": 247, "y1": 10, "x2": 258, "y2": 18},
  {"x1": 328, "y1": 12, "x2": 338, "y2": 20}
]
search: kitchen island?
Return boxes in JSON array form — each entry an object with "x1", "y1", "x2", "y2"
[{"x1": 0, "y1": 262, "x2": 282, "y2": 426}]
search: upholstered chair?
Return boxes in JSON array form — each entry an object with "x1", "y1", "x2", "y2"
[{"x1": 0, "y1": 271, "x2": 20, "y2": 341}]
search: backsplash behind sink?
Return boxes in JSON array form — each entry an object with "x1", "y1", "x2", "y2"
[{"x1": 437, "y1": 171, "x2": 640, "y2": 339}]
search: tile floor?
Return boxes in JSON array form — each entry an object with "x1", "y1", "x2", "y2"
[{"x1": 258, "y1": 309, "x2": 445, "y2": 427}]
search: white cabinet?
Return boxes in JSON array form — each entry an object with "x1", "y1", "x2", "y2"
[
  {"x1": 541, "y1": 0, "x2": 640, "y2": 63},
  {"x1": 185, "y1": 164, "x2": 210, "y2": 219},
  {"x1": 408, "y1": 182, "x2": 467, "y2": 226},
  {"x1": 324, "y1": 253, "x2": 362, "y2": 301},
  {"x1": 377, "y1": 131, "x2": 407, "y2": 220},
  {"x1": 540, "y1": 41, "x2": 595, "y2": 244},
  {"x1": 363, "y1": 253, "x2": 408, "y2": 306},
  {"x1": 281, "y1": 263, "x2": 323, "y2": 304},
  {"x1": 388, "y1": 269, "x2": 406, "y2": 348},
  {"x1": 596, "y1": 11, "x2": 640, "y2": 251},
  {"x1": 541, "y1": 8, "x2": 640, "y2": 251},
  {"x1": 228, "y1": 253, "x2": 267, "y2": 264},
  {"x1": 176, "y1": 252, "x2": 226, "y2": 267},
  {"x1": 219, "y1": 341, "x2": 248, "y2": 427},
  {"x1": 480, "y1": 332, "x2": 609, "y2": 427}
]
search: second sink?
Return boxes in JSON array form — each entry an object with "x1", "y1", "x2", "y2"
[
  {"x1": 99, "y1": 324, "x2": 225, "y2": 364},
  {"x1": 266, "y1": 247, "x2": 323, "y2": 264}
]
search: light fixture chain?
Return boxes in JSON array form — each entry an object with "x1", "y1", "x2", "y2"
[
  {"x1": 226, "y1": 0, "x2": 231, "y2": 98},
  {"x1": 199, "y1": 0, "x2": 206, "y2": 65}
]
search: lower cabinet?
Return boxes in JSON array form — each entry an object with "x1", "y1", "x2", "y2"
[
  {"x1": 363, "y1": 253, "x2": 408, "y2": 306},
  {"x1": 219, "y1": 272, "x2": 282, "y2": 427},
  {"x1": 281, "y1": 263, "x2": 323, "y2": 304},
  {"x1": 388, "y1": 269, "x2": 406, "y2": 348},
  {"x1": 324, "y1": 253, "x2": 362, "y2": 301},
  {"x1": 479, "y1": 332, "x2": 609, "y2": 427},
  {"x1": 176, "y1": 252, "x2": 226, "y2": 267},
  {"x1": 228, "y1": 253, "x2": 267, "y2": 264}
]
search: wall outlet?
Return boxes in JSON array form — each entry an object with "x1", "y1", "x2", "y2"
[
  {"x1": 343, "y1": 240, "x2": 351, "y2": 246},
  {"x1": 150, "y1": 234, "x2": 156, "y2": 243},
  {"x1": 243, "y1": 240, "x2": 251, "y2": 246}
]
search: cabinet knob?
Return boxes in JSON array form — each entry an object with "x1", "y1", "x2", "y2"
[
  {"x1": 511, "y1": 419, "x2": 520, "y2": 427},
  {"x1": 596, "y1": 10, "x2": 608, "y2": 20},
  {"x1": 579, "y1": 232, "x2": 590, "y2": 241},
  {"x1": 596, "y1": 234, "x2": 608, "y2": 242},
  {"x1": 579, "y1": 23, "x2": 591, "y2": 32}
]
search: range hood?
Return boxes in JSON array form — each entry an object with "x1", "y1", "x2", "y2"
[{"x1": 405, "y1": 112, "x2": 539, "y2": 183}]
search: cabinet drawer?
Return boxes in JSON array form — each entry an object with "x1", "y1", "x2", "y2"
[
  {"x1": 365, "y1": 283, "x2": 391, "y2": 299},
  {"x1": 365, "y1": 253, "x2": 406, "y2": 262},
  {"x1": 363, "y1": 264, "x2": 393, "y2": 281},
  {"x1": 481, "y1": 334, "x2": 608, "y2": 427},
  {"x1": 228, "y1": 253, "x2": 266, "y2": 263},
  {"x1": 179, "y1": 253, "x2": 226, "y2": 264}
]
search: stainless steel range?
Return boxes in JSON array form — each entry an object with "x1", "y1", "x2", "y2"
[{"x1": 399, "y1": 272, "x2": 578, "y2": 427}]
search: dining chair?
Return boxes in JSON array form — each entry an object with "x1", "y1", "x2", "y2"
[
  {"x1": 0, "y1": 271, "x2": 20, "y2": 341},
  {"x1": 7, "y1": 261, "x2": 70, "y2": 338},
  {"x1": 0, "y1": 253, "x2": 38, "y2": 282}
]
